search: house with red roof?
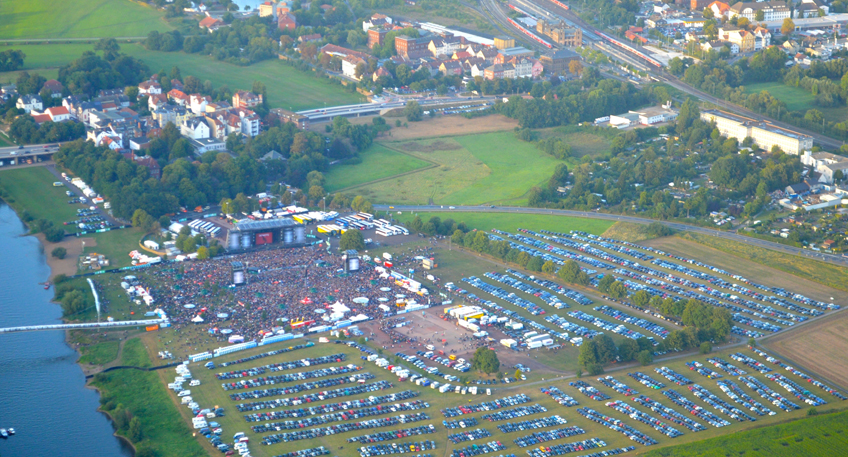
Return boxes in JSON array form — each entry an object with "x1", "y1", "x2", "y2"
[
  {"x1": 42, "y1": 80, "x2": 64, "y2": 98},
  {"x1": 138, "y1": 80, "x2": 162, "y2": 96},
  {"x1": 278, "y1": 12, "x2": 297, "y2": 30},
  {"x1": 45, "y1": 106, "x2": 71, "y2": 122},
  {"x1": 167, "y1": 89, "x2": 190, "y2": 106},
  {"x1": 199, "y1": 16, "x2": 224, "y2": 32}
]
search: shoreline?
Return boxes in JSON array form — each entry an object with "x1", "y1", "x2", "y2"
[{"x1": 7, "y1": 197, "x2": 138, "y2": 457}]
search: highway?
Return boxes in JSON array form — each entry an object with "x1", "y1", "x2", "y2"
[
  {"x1": 296, "y1": 96, "x2": 495, "y2": 121},
  {"x1": 514, "y1": 0, "x2": 844, "y2": 149},
  {"x1": 0, "y1": 142, "x2": 61, "y2": 160},
  {"x1": 375, "y1": 204, "x2": 848, "y2": 267}
]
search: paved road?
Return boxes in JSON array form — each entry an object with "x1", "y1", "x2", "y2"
[
  {"x1": 376, "y1": 204, "x2": 848, "y2": 267},
  {"x1": 0, "y1": 142, "x2": 61, "y2": 159},
  {"x1": 0, "y1": 37, "x2": 148, "y2": 42}
]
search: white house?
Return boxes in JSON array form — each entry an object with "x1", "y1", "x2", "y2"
[
  {"x1": 189, "y1": 94, "x2": 212, "y2": 115},
  {"x1": 16, "y1": 94, "x2": 43, "y2": 113},
  {"x1": 138, "y1": 80, "x2": 162, "y2": 96},
  {"x1": 44, "y1": 106, "x2": 71, "y2": 122},
  {"x1": 181, "y1": 117, "x2": 210, "y2": 139}
]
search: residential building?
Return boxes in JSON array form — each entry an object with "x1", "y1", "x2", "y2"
[
  {"x1": 536, "y1": 19, "x2": 583, "y2": 46},
  {"x1": 691, "y1": 0, "x2": 713, "y2": 11},
  {"x1": 362, "y1": 14, "x2": 390, "y2": 32},
  {"x1": 42, "y1": 79, "x2": 63, "y2": 98},
  {"x1": 270, "y1": 108, "x2": 309, "y2": 129},
  {"x1": 135, "y1": 156, "x2": 161, "y2": 180},
  {"x1": 181, "y1": 117, "x2": 210, "y2": 139},
  {"x1": 702, "y1": 40, "x2": 739, "y2": 54},
  {"x1": 199, "y1": 16, "x2": 224, "y2": 32},
  {"x1": 167, "y1": 89, "x2": 190, "y2": 106},
  {"x1": 148, "y1": 93, "x2": 168, "y2": 112},
  {"x1": 129, "y1": 137, "x2": 151, "y2": 151},
  {"x1": 708, "y1": 1, "x2": 730, "y2": 16},
  {"x1": 394, "y1": 35, "x2": 431, "y2": 59},
  {"x1": 298, "y1": 33, "x2": 322, "y2": 43},
  {"x1": 189, "y1": 137, "x2": 226, "y2": 154},
  {"x1": 494, "y1": 36, "x2": 515, "y2": 49},
  {"x1": 539, "y1": 49, "x2": 579, "y2": 74},
  {"x1": 368, "y1": 28, "x2": 389, "y2": 49},
  {"x1": 439, "y1": 60, "x2": 463, "y2": 76},
  {"x1": 484, "y1": 64, "x2": 504, "y2": 80},
  {"x1": 728, "y1": 1, "x2": 790, "y2": 22},
  {"x1": 189, "y1": 94, "x2": 212, "y2": 115},
  {"x1": 232, "y1": 90, "x2": 263, "y2": 109},
  {"x1": 138, "y1": 80, "x2": 162, "y2": 95},
  {"x1": 701, "y1": 109, "x2": 814, "y2": 154},
  {"x1": 469, "y1": 62, "x2": 487, "y2": 78},
  {"x1": 802, "y1": 150, "x2": 848, "y2": 183},
  {"x1": 319, "y1": 44, "x2": 371, "y2": 60},
  {"x1": 753, "y1": 27, "x2": 771, "y2": 50},
  {"x1": 43, "y1": 106, "x2": 71, "y2": 122},
  {"x1": 634, "y1": 104, "x2": 678, "y2": 125},
  {"x1": 278, "y1": 12, "x2": 297, "y2": 30},
  {"x1": 372, "y1": 66, "x2": 393, "y2": 81},
  {"x1": 428, "y1": 34, "x2": 466, "y2": 58},
  {"x1": 495, "y1": 47, "x2": 534, "y2": 64},
  {"x1": 342, "y1": 55, "x2": 366, "y2": 79},
  {"x1": 796, "y1": 0, "x2": 828, "y2": 18},
  {"x1": 501, "y1": 63, "x2": 516, "y2": 79},
  {"x1": 259, "y1": 1, "x2": 276, "y2": 17},
  {"x1": 152, "y1": 104, "x2": 191, "y2": 127},
  {"x1": 719, "y1": 27, "x2": 754, "y2": 53},
  {"x1": 16, "y1": 94, "x2": 43, "y2": 113}
]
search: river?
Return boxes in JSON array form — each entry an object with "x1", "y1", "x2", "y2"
[{"x1": 0, "y1": 204, "x2": 133, "y2": 457}]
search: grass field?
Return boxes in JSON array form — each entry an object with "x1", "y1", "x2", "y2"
[
  {"x1": 0, "y1": 0, "x2": 173, "y2": 39},
  {"x1": 0, "y1": 132, "x2": 14, "y2": 147},
  {"x1": 537, "y1": 125, "x2": 615, "y2": 158},
  {"x1": 394, "y1": 211, "x2": 614, "y2": 235},
  {"x1": 601, "y1": 221, "x2": 659, "y2": 242},
  {"x1": 325, "y1": 144, "x2": 432, "y2": 193},
  {"x1": 85, "y1": 226, "x2": 146, "y2": 269},
  {"x1": 0, "y1": 43, "x2": 92, "y2": 86},
  {"x1": 78, "y1": 340, "x2": 120, "y2": 365},
  {"x1": 744, "y1": 81, "x2": 848, "y2": 119},
  {"x1": 92, "y1": 338, "x2": 206, "y2": 457},
  {"x1": 350, "y1": 132, "x2": 563, "y2": 205},
  {"x1": 126, "y1": 45, "x2": 362, "y2": 111},
  {"x1": 674, "y1": 232, "x2": 848, "y2": 294},
  {"x1": 0, "y1": 43, "x2": 363, "y2": 110},
  {"x1": 0, "y1": 167, "x2": 80, "y2": 230},
  {"x1": 141, "y1": 331, "x2": 848, "y2": 457},
  {"x1": 644, "y1": 409, "x2": 848, "y2": 457}
]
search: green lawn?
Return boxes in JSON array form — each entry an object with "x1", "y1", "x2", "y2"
[
  {"x1": 743, "y1": 82, "x2": 817, "y2": 112},
  {"x1": 325, "y1": 144, "x2": 432, "y2": 192},
  {"x1": 351, "y1": 132, "x2": 563, "y2": 206},
  {"x1": 394, "y1": 211, "x2": 614, "y2": 235},
  {"x1": 125, "y1": 45, "x2": 363, "y2": 111},
  {"x1": 0, "y1": 0, "x2": 173, "y2": 39},
  {"x1": 0, "y1": 43, "x2": 93, "y2": 84},
  {"x1": 78, "y1": 340, "x2": 120, "y2": 365},
  {"x1": 0, "y1": 167, "x2": 80, "y2": 230},
  {"x1": 92, "y1": 338, "x2": 205, "y2": 457},
  {"x1": 678, "y1": 231, "x2": 848, "y2": 292},
  {"x1": 644, "y1": 409, "x2": 848, "y2": 457},
  {"x1": 0, "y1": 132, "x2": 13, "y2": 147},
  {"x1": 744, "y1": 81, "x2": 848, "y2": 120},
  {"x1": 85, "y1": 226, "x2": 146, "y2": 269},
  {"x1": 0, "y1": 42, "x2": 363, "y2": 110},
  {"x1": 537, "y1": 125, "x2": 616, "y2": 158}
]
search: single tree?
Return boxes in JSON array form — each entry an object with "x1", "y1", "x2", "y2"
[{"x1": 339, "y1": 229, "x2": 365, "y2": 251}]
